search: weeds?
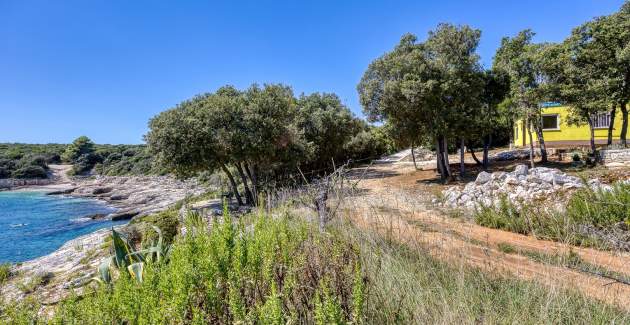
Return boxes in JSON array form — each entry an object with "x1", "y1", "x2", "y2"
[
  {"x1": 497, "y1": 242, "x2": 516, "y2": 254},
  {"x1": 43, "y1": 211, "x2": 364, "y2": 324},
  {"x1": 0, "y1": 263, "x2": 11, "y2": 284},
  {"x1": 17, "y1": 272, "x2": 53, "y2": 294},
  {"x1": 474, "y1": 182, "x2": 630, "y2": 249},
  {"x1": 566, "y1": 182, "x2": 630, "y2": 227},
  {"x1": 338, "y1": 222, "x2": 630, "y2": 323}
]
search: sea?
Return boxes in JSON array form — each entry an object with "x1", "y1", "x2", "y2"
[{"x1": 0, "y1": 190, "x2": 124, "y2": 263}]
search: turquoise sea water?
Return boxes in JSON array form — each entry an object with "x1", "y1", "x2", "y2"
[{"x1": 0, "y1": 190, "x2": 123, "y2": 263}]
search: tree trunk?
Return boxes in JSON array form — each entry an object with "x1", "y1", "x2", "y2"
[
  {"x1": 459, "y1": 138, "x2": 465, "y2": 177},
  {"x1": 621, "y1": 102, "x2": 628, "y2": 147},
  {"x1": 482, "y1": 135, "x2": 491, "y2": 170},
  {"x1": 411, "y1": 143, "x2": 418, "y2": 170},
  {"x1": 526, "y1": 118, "x2": 535, "y2": 168},
  {"x1": 244, "y1": 162, "x2": 257, "y2": 204},
  {"x1": 235, "y1": 163, "x2": 254, "y2": 205},
  {"x1": 587, "y1": 116, "x2": 598, "y2": 163},
  {"x1": 436, "y1": 137, "x2": 451, "y2": 182},
  {"x1": 221, "y1": 163, "x2": 243, "y2": 206},
  {"x1": 607, "y1": 104, "x2": 616, "y2": 146},
  {"x1": 436, "y1": 139, "x2": 446, "y2": 180},
  {"x1": 442, "y1": 137, "x2": 452, "y2": 182},
  {"x1": 467, "y1": 146, "x2": 483, "y2": 166},
  {"x1": 532, "y1": 121, "x2": 548, "y2": 163}
]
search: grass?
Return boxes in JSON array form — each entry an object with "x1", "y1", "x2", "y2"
[
  {"x1": 497, "y1": 242, "x2": 516, "y2": 254},
  {"x1": 2, "y1": 202, "x2": 630, "y2": 323},
  {"x1": 504, "y1": 246, "x2": 630, "y2": 285},
  {"x1": 3, "y1": 211, "x2": 365, "y2": 324},
  {"x1": 338, "y1": 221, "x2": 630, "y2": 324},
  {"x1": 17, "y1": 272, "x2": 53, "y2": 294},
  {"x1": 0, "y1": 263, "x2": 11, "y2": 284},
  {"x1": 474, "y1": 182, "x2": 630, "y2": 249}
]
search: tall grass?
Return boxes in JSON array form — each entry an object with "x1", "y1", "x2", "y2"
[
  {"x1": 566, "y1": 182, "x2": 630, "y2": 227},
  {"x1": 339, "y1": 221, "x2": 630, "y2": 323},
  {"x1": 3, "y1": 203, "x2": 630, "y2": 323},
  {"x1": 474, "y1": 182, "x2": 630, "y2": 248}
]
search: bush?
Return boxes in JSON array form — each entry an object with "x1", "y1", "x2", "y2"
[
  {"x1": 25, "y1": 155, "x2": 48, "y2": 169},
  {"x1": 46, "y1": 213, "x2": 364, "y2": 324},
  {"x1": 0, "y1": 263, "x2": 11, "y2": 284},
  {"x1": 130, "y1": 209, "x2": 180, "y2": 246},
  {"x1": 0, "y1": 167, "x2": 10, "y2": 179},
  {"x1": 473, "y1": 182, "x2": 630, "y2": 249},
  {"x1": 566, "y1": 183, "x2": 630, "y2": 227},
  {"x1": 11, "y1": 166, "x2": 48, "y2": 179}
]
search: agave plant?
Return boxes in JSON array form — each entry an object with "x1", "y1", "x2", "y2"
[{"x1": 94, "y1": 226, "x2": 170, "y2": 284}]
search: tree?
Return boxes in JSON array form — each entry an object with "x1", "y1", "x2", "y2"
[
  {"x1": 147, "y1": 84, "x2": 309, "y2": 206},
  {"x1": 296, "y1": 93, "x2": 364, "y2": 171},
  {"x1": 146, "y1": 93, "x2": 246, "y2": 205},
  {"x1": 494, "y1": 30, "x2": 554, "y2": 166},
  {"x1": 555, "y1": 23, "x2": 614, "y2": 159},
  {"x1": 358, "y1": 24, "x2": 485, "y2": 182},
  {"x1": 467, "y1": 70, "x2": 511, "y2": 170},
  {"x1": 586, "y1": 3, "x2": 630, "y2": 146},
  {"x1": 62, "y1": 136, "x2": 95, "y2": 163}
]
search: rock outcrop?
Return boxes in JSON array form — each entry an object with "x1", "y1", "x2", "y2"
[
  {"x1": 441, "y1": 165, "x2": 609, "y2": 210},
  {"x1": 50, "y1": 175, "x2": 207, "y2": 220}
]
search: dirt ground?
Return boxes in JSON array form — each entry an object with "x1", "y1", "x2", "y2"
[{"x1": 343, "y1": 160, "x2": 630, "y2": 311}]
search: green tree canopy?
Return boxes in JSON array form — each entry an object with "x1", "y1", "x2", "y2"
[
  {"x1": 62, "y1": 136, "x2": 95, "y2": 163},
  {"x1": 358, "y1": 23, "x2": 485, "y2": 181}
]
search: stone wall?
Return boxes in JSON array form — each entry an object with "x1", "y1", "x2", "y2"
[
  {"x1": 0, "y1": 178, "x2": 52, "y2": 189},
  {"x1": 600, "y1": 149, "x2": 630, "y2": 167}
]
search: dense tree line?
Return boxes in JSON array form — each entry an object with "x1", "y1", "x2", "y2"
[
  {"x1": 0, "y1": 141, "x2": 159, "y2": 179},
  {"x1": 62, "y1": 137, "x2": 161, "y2": 176},
  {"x1": 0, "y1": 144, "x2": 63, "y2": 179},
  {"x1": 146, "y1": 84, "x2": 393, "y2": 206},
  {"x1": 359, "y1": 1, "x2": 630, "y2": 179}
]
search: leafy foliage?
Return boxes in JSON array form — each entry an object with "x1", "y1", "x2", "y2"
[
  {"x1": 40, "y1": 213, "x2": 364, "y2": 324},
  {"x1": 474, "y1": 182, "x2": 630, "y2": 248}
]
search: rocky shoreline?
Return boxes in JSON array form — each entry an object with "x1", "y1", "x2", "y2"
[
  {"x1": 0, "y1": 173, "x2": 208, "y2": 305},
  {"x1": 46, "y1": 175, "x2": 207, "y2": 221}
]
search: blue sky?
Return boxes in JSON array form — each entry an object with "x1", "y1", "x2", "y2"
[{"x1": 0, "y1": 0, "x2": 625, "y2": 144}]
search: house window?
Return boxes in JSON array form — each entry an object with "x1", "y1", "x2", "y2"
[
  {"x1": 591, "y1": 112, "x2": 611, "y2": 129},
  {"x1": 541, "y1": 114, "x2": 559, "y2": 130}
]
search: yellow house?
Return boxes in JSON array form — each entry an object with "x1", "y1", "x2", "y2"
[{"x1": 513, "y1": 103, "x2": 623, "y2": 148}]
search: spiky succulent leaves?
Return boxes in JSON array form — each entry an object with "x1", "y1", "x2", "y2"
[
  {"x1": 94, "y1": 256, "x2": 114, "y2": 284},
  {"x1": 111, "y1": 228, "x2": 135, "y2": 268},
  {"x1": 127, "y1": 262, "x2": 144, "y2": 283}
]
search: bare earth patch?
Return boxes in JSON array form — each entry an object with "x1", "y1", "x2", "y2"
[{"x1": 343, "y1": 162, "x2": 630, "y2": 311}]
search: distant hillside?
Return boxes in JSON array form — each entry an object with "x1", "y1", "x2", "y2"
[{"x1": 0, "y1": 143, "x2": 159, "y2": 178}]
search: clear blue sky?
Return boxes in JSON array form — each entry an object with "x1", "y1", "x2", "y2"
[{"x1": 0, "y1": 0, "x2": 625, "y2": 144}]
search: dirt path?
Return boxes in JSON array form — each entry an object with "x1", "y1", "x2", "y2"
[
  {"x1": 344, "y1": 162, "x2": 630, "y2": 311},
  {"x1": 47, "y1": 164, "x2": 73, "y2": 184}
]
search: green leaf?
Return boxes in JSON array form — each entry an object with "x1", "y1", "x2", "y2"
[{"x1": 97, "y1": 256, "x2": 114, "y2": 284}]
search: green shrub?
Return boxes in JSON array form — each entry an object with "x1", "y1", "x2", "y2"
[
  {"x1": 0, "y1": 263, "x2": 11, "y2": 284},
  {"x1": 11, "y1": 166, "x2": 48, "y2": 179},
  {"x1": 45, "y1": 212, "x2": 363, "y2": 324},
  {"x1": 130, "y1": 209, "x2": 180, "y2": 246},
  {"x1": 566, "y1": 183, "x2": 630, "y2": 227},
  {"x1": 474, "y1": 195, "x2": 530, "y2": 235},
  {"x1": 473, "y1": 182, "x2": 630, "y2": 248}
]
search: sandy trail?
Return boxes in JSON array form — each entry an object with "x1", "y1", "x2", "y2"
[{"x1": 344, "y1": 162, "x2": 630, "y2": 310}]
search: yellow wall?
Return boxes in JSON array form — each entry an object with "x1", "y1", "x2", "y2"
[{"x1": 514, "y1": 105, "x2": 623, "y2": 146}]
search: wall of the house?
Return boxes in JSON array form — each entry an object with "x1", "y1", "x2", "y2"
[{"x1": 514, "y1": 105, "x2": 624, "y2": 147}]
